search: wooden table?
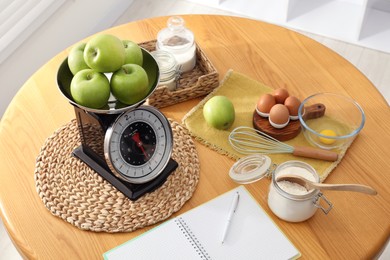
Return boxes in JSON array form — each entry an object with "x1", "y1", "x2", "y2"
[{"x1": 0, "y1": 15, "x2": 389, "y2": 259}]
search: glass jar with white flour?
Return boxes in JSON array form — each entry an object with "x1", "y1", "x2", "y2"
[
  {"x1": 229, "y1": 155, "x2": 333, "y2": 222},
  {"x1": 268, "y1": 161, "x2": 333, "y2": 222},
  {"x1": 156, "y1": 16, "x2": 196, "y2": 73}
]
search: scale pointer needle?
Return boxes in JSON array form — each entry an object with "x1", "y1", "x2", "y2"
[{"x1": 132, "y1": 132, "x2": 149, "y2": 159}]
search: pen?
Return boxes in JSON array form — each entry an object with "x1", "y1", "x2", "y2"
[{"x1": 221, "y1": 191, "x2": 240, "y2": 244}]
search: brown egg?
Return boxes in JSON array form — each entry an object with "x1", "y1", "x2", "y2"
[
  {"x1": 269, "y1": 104, "x2": 290, "y2": 128},
  {"x1": 273, "y1": 88, "x2": 289, "y2": 104},
  {"x1": 256, "y1": 94, "x2": 276, "y2": 116},
  {"x1": 284, "y1": 96, "x2": 301, "y2": 117}
]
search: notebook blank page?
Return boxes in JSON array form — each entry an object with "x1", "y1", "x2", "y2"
[{"x1": 184, "y1": 186, "x2": 300, "y2": 259}]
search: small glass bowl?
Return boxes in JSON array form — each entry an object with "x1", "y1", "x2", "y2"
[{"x1": 298, "y1": 93, "x2": 365, "y2": 150}]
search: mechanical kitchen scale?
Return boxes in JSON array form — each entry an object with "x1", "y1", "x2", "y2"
[{"x1": 57, "y1": 49, "x2": 178, "y2": 201}]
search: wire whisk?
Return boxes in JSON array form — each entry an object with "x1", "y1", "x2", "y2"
[{"x1": 229, "y1": 126, "x2": 338, "y2": 161}]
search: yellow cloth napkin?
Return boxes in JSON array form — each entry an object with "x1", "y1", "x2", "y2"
[{"x1": 183, "y1": 70, "x2": 352, "y2": 181}]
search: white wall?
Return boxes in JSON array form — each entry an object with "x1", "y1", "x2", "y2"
[{"x1": 0, "y1": 0, "x2": 133, "y2": 118}]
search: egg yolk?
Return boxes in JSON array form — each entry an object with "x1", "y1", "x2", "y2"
[{"x1": 319, "y1": 129, "x2": 337, "y2": 145}]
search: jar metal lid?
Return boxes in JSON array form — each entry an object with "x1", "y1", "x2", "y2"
[{"x1": 229, "y1": 154, "x2": 272, "y2": 184}]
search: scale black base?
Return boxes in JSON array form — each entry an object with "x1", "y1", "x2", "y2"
[{"x1": 73, "y1": 146, "x2": 178, "y2": 201}]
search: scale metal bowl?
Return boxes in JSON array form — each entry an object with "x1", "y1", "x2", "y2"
[{"x1": 56, "y1": 48, "x2": 160, "y2": 114}]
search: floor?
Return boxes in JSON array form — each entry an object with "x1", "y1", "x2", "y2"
[{"x1": 1, "y1": 0, "x2": 389, "y2": 259}]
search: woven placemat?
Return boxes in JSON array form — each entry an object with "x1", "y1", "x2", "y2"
[{"x1": 34, "y1": 119, "x2": 200, "y2": 233}]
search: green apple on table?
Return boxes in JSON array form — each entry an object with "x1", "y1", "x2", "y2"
[
  {"x1": 110, "y1": 64, "x2": 150, "y2": 105},
  {"x1": 70, "y1": 69, "x2": 111, "y2": 109},
  {"x1": 84, "y1": 34, "x2": 125, "y2": 73},
  {"x1": 123, "y1": 40, "x2": 143, "y2": 66},
  {"x1": 203, "y1": 95, "x2": 235, "y2": 130},
  {"x1": 67, "y1": 42, "x2": 90, "y2": 75}
]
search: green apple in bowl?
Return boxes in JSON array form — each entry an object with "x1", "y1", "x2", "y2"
[
  {"x1": 123, "y1": 40, "x2": 143, "y2": 66},
  {"x1": 84, "y1": 34, "x2": 125, "y2": 73},
  {"x1": 70, "y1": 69, "x2": 111, "y2": 109},
  {"x1": 110, "y1": 64, "x2": 150, "y2": 105},
  {"x1": 68, "y1": 42, "x2": 90, "y2": 75},
  {"x1": 203, "y1": 95, "x2": 235, "y2": 130}
]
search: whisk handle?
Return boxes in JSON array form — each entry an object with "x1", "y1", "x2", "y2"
[{"x1": 293, "y1": 146, "x2": 338, "y2": 161}]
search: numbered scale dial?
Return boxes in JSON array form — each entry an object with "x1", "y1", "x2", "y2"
[{"x1": 104, "y1": 106, "x2": 173, "y2": 184}]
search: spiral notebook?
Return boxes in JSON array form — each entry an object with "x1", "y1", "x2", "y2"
[{"x1": 104, "y1": 186, "x2": 301, "y2": 260}]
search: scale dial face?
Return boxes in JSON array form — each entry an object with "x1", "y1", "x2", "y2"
[{"x1": 104, "y1": 106, "x2": 173, "y2": 184}]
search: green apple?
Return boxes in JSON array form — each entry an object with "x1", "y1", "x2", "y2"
[
  {"x1": 123, "y1": 40, "x2": 143, "y2": 66},
  {"x1": 203, "y1": 96, "x2": 235, "y2": 130},
  {"x1": 110, "y1": 64, "x2": 150, "y2": 105},
  {"x1": 83, "y1": 34, "x2": 125, "y2": 73},
  {"x1": 67, "y1": 42, "x2": 90, "y2": 75},
  {"x1": 70, "y1": 69, "x2": 110, "y2": 109}
]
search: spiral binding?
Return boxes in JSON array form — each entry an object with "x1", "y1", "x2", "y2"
[{"x1": 175, "y1": 217, "x2": 211, "y2": 259}]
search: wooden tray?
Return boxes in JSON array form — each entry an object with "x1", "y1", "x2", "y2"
[{"x1": 140, "y1": 40, "x2": 219, "y2": 108}]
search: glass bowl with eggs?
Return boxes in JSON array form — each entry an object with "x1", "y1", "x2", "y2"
[{"x1": 298, "y1": 93, "x2": 365, "y2": 150}]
